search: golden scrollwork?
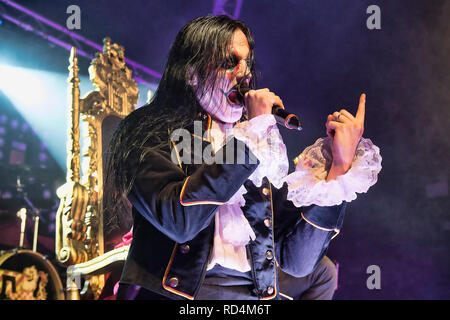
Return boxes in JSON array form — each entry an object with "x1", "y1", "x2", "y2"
[
  {"x1": 86, "y1": 37, "x2": 138, "y2": 116},
  {"x1": 55, "y1": 38, "x2": 138, "y2": 299},
  {"x1": 55, "y1": 47, "x2": 90, "y2": 266}
]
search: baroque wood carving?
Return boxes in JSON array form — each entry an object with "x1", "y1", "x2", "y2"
[{"x1": 55, "y1": 38, "x2": 138, "y2": 299}]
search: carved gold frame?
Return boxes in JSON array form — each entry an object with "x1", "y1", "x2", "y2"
[{"x1": 55, "y1": 38, "x2": 138, "y2": 299}]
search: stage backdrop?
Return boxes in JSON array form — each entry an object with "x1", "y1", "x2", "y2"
[{"x1": 0, "y1": 0, "x2": 448, "y2": 299}]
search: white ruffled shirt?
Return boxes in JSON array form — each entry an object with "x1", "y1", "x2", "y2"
[{"x1": 206, "y1": 114, "x2": 382, "y2": 272}]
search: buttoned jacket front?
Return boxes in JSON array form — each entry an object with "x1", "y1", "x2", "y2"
[{"x1": 119, "y1": 105, "x2": 346, "y2": 300}]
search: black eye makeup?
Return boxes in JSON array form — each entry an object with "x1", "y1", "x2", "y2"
[
  {"x1": 220, "y1": 54, "x2": 252, "y2": 71},
  {"x1": 220, "y1": 54, "x2": 239, "y2": 70}
]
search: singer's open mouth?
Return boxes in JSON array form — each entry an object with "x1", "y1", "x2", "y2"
[
  {"x1": 220, "y1": 87, "x2": 242, "y2": 107},
  {"x1": 226, "y1": 89, "x2": 242, "y2": 106},
  {"x1": 224, "y1": 83, "x2": 247, "y2": 107}
]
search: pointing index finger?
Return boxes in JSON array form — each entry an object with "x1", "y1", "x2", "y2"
[{"x1": 356, "y1": 93, "x2": 366, "y2": 122}]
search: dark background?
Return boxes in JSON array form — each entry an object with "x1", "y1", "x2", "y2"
[{"x1": 0, "y1": 0, "x2": 448, "y2": 299}]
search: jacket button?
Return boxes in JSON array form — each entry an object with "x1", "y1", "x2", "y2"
[
  {"x1": 264, "y1": 218, "x2": 272, "y2": 228},
  {"x1": 267, "y1": 286, "x2": 274, "y2": 295},
  {"x1": 262, "y1": 187, "x2": 269, "y2": 196},
  {"x1": 179, "y1": 244, "x2": 190, "y2": 254},
  {"x1": 168, "y1": 277, "x2": 179, "y2": 288},
  {"x1": 266, "y1": 250, "x2": 273, "y2": 260}
]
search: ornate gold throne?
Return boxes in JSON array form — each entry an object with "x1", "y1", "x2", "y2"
[{"x1": 55, "y1": 38, "x2": 138, "y2": 299}]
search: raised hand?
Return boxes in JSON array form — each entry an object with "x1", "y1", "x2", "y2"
[{"x1": 325, "y1": 93, "x2": 366, "y2": 180}]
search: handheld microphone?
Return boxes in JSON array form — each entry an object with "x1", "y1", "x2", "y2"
[{"x1": 234, "y1": 86, "x2": 302, "y2": 131}]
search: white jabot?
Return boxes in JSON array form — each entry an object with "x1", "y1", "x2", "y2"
[{"x1": 207, "y1": 115, "x2": 287, "y2": 272}]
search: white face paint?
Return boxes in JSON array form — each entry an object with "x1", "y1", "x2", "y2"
[
  {"x1": 197, "y1": 78, "x2": 244, "y2": 124},
  {"x1": 194, "y1": 28, "x2": 251, "y2": 124}
]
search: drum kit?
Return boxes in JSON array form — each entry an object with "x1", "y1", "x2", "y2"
[{"x1": 0, "y1": 165, "x2": 65, "y2": 300}]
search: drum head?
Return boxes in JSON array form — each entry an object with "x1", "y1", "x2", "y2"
[{"x1": 0, "y1": 250, "x2": 64, "y2": 300}]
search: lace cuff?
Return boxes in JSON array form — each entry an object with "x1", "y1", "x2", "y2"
[
  {"x1": 233, "y1": 114, "x2": 289, "y2": 188},
  {"x1": 285, "y1": 137, "x2": 382, "y2": 207}
]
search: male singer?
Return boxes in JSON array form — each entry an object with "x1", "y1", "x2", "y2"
[{"x1": 104, "y1": 15, "x2": 382, "y2": 300}]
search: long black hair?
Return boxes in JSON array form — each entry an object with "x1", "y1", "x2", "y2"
[{"x1": 103, "y1": 15, "x2": 257, "y2": 235}]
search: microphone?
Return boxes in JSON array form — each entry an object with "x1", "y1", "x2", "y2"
[{"x1": 234, "y1": 86, "x2": 302, "y2": 131}]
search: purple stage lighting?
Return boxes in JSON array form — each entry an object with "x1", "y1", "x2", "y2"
[
  {"x1": 10, "y1": 119, "x2": 18, "y2": 129},
  {"x1": 0, "y1": 0, "x2": 162, "y2": 81},
  {"x1": 39, "y1": 152, "x2": 47, "y2": 162}
]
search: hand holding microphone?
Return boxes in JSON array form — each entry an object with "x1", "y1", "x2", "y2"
[
  {"x1": 244, "y1": 88, "x2": 282, "y2": 118},
  {"x1": 233, "y1": 86, "x2": 302, "y2": 130}
]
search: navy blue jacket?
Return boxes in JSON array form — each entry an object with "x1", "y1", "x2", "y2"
[{"x1": 119, "y1": 106, "x2": 346, "y2": 300}]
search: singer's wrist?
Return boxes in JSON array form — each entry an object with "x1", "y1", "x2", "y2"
[
  {"x1": 246, "y1": 113, "x2": 276, "y2": 125},
  {"x1": 326, "y1": 162, "x2": 351, "y2": 182},
  {"x1": 247, "y1": 110, "x2": 272, "y2": 120}
]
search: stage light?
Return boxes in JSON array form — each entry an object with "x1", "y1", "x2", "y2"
[
  {"x1": 10, "y1": 119, "x2": 19, "y2": 129},
  {"x1": 42, "y1": 189, "x2": 51, "y2": 199},
  {"x1": 0, "y1": 62, "x2": 155, "y2": 169},
  {"x1": 11, "y1": 141, "x2": 26, "y2": 151},
  {"x1": 2, "y1": 191, "x2": 12, "y2": 199},
  {"x1": 0, "y1": 63, "x2": 92, "y2": 168},
  {"x1": 39, "y1": 152, "x2": 47, "y2": 162},
  {"x1": 21, "y1": 122, "x2": 29, "y2": 132}
]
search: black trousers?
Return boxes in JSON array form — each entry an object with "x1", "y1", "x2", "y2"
[
  {"x1": 117, "y1": 256, "x2": 337, "y2": 300},
  {"x1": 278, "y1": 256, "x2": 337, "y2": 300}
]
